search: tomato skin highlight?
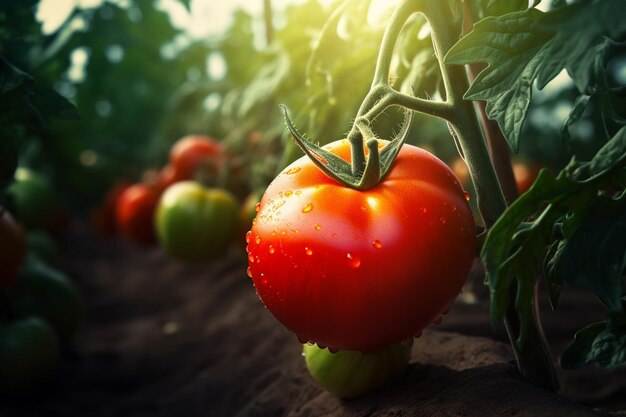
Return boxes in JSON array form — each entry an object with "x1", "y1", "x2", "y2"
[
  {"x1": 248, "y1": 140, "x2": 476, "y2": 352},
  {"x1": 156, "y1": 181, "x2": 240, "y2": 262}
]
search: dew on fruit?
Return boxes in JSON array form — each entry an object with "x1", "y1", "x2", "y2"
[
  {"x1": 420, "y1": 207, "x2": 427, "y2": 214},
  {"x1": 305, "y1": 247, "x2": 313, "y2": 256},
  {"x1": 302, "y1": 203, "x2": 313, "y2": 213},
  {"x1": 440, "y1": 216, "x2": 447, "y2": 224},
  {"x1": 346, "y1": 253, "x2": 361, "y2": 268},
  {"x1": 255, "y1": 203, "x2": 261, "y2": 212},
  {"x1": 245, "y1": 231, "x2": 251, "y2": 243},
  {"x1": 284, "y1": 190, "x2": 293, "y2": 197},
  {"x1": 314, "y1": 224, "x2": 322, "y2": 231},
  {"x1": 295, "y1": 190, "x2": 302, "y2": 196},
  {"x1": 285, "y1": 167, "x2": 302, "y2": 175},
  {"x1": 332, "y1": 233, "x2": 338, "y2": 238},
  {"x1": 451, "y1": 205, "x2": 457, "y2": 212},
  {"x1": 255, "y1": 236, "x2": 261, "y2": 244},
  {"x1": 372, "y1": 240, "x2": 382, "y2": 249},
  {"x1": 268, "y1": 245, "x2": 275, "y2": 254},
  {"x1": 464, "y1": 191, "x2": 471, "y2": 201},
  {"x1": 246, "y1": 267, "x2": 252, "y2": 278},
  {"x1": 248, "y1": 254, "x2": 255, "y2": 263}
]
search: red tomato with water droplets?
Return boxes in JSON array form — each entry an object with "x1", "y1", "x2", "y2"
[{"x1": 247, "y1": 140, "x2": 476, "y2": 352}]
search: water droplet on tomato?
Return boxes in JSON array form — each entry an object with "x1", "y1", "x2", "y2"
[
  {"x1": 302, "y1": 203, "x2": 313, "y2": 213},
  {"x1": 268, "y1": 245, "x2": 275, "y2": 254},
  {"x1": 255, "y1": 203, "x2": 261, "y2": 213},
  {"x1": 255, "y1": 256, "x2": 261, "y2": 264},
  {"x1": 440, "y1": 216, "x2": 447, "y2": 224},
  {"x1": 248, "y1": 254, "x2": 255, "y2": 263},
  {"x1": 420, "y1": 207, "x2": 427, "y2": 214},
  {"x1": 285, "y1": 167, "x2": 301, "y2": 175},
  {"x1": 331, "y1": 233, "x2": 338, "y2": 238},
  {"x1": 255, "y1": 236, "x2": 261, "y2": 244},
  {"x1": 284, "y1": 190, "x2": 293, "y2": 197},
  {"x1": 245, "y1": 231, "x2": 251, "y2": 243},
  {"x1": 346, "y1": 253, "x2": 361, "y2": 268},
  {"x1": 281, "y1": 231, "x2": 286, "y2": 236},
  {"x1": 246, "y1": 267, "x2": 252, "y2": 278},
  {"x1": 295, "y1": 190, "x2": 302, "y2": 196},
  {"x1": 261, "y1": 277, "x2": 268, "y2": 285},
  {"x1": 372, "y1": 240, "x2": 382, "y2": 249},
  {"x1": 305, "y1": 247, "x2": 313, "y2": 256},
  {"x1": 314, "y1": 224, "x2": 322, "y2": 231},
  {"x1": 451, "y1": 205, "x2": 457, "y2": 212},
  {"x1": 279, "y1": 191, "x2": 283, "y2": 198},
  {"x1": 464, "y1": 191, "x2": 471, "y2": 201},
  {"x1": 252, "y1": 218, "x2": 257, "y2": 226}
]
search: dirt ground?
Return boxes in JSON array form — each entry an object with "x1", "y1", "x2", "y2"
[{"x1": 1, "y1": 224, "x2": 625, "y2": 417}]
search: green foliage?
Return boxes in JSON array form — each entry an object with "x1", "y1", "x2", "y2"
[
  {"x1": 561, "y1": 314, "x2": 626, "y2": 369},
  {"x1": 445, "y1": 0, "x2": 626, "y2": 151}
]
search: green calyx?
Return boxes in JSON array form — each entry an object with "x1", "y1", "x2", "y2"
[{"x1": 281, "y1": 105, "x2": 413, "y2": 190}]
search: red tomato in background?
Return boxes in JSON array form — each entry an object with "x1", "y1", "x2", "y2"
[
  {"x1": 513, "y1": 161, "x2": 539, "y2": 194},
  {"x1": 247, "y1": 140, "x2": 476, "y2": 353},
  {"x1": 157, "y1": 164, "x2": 178, "y2": 192},
  {"x1": 0, "y1": 209, "x2": 26, "y2": 289},
  {"x1": 115, "y1": 183, "x2": 160, "y2": 244},
  {"x1": 169, "y1": 135, "x2": 223, "y2": 181},
  {"x1": 91, "y1": 180, "x2": 130, "y2": 236}
]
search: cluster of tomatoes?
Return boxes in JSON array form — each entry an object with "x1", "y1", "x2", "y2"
[
  {"x1": 92, "y1": 135, "x2": 261, "y2": 262},
  {"x1": 1, "y1": 170, "x2": 83, "y2": 394}
]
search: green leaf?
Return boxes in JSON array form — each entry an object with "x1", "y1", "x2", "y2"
[
  {"x1": 0, "y1": 55, "x2": 31, "y2": 92},
  {"x1": 554, "y1": 194, "x2": 626, "y2": 312},
  {"x1": 562, "y1": 316, "x2": 626, "y2": 369},
  {"x1": 445, "y1": 1, "x2": 626, "y2": 151},
  {"x1": 482, "y1": 127, "x2": 626, "y2": 346},
  {"x1": 445, "y1": 9, "x2": 552, "y2": 151},
  {"x1": 485, "y1": 0, "x2": 529, "y2": 16},
  {"x1": 31, "y1": 82, "x2": 80, "y2": 121},
  {"x1": 561, "y1": 94, "x2": 590, "y2": 148}
]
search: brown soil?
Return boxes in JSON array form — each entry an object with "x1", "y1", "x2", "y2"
[{"x1": 1, "y1": 225, "x2": 625, "y2": 416}]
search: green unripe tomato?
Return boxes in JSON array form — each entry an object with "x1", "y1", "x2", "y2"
[
  {"x1": 0, "y1": 317, "x2": 60, "y2": 393},
  {"x1": 303, "y1": 339, "x2": 413, "y2": 399},
  {"x1": 156, "y1": 181, "x2": 240, "y2": 262},
  {"x1": 12, "y1": 261, "x2": 84, "y2": 345},
  {"x1": 27, "y1": 230, "x2": 60, "y2": 266},
  {"x1": 8, "y1": 168, "x2": 55, "y2": 230}
]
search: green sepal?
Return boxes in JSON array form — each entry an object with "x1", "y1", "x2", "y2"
[{"x1": 281, "y1": 105, "x2": 413, "y2": 190}]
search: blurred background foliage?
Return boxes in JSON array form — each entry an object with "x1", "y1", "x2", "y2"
[{"x1": 1, "y1": 0, "x2": 620, "y2": 212}]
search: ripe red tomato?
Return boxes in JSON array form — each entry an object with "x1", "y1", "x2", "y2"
[
  {"x1": 512, "y1": 161, "x2": 539, "y2": 194},
  {"x1": 169, "y1": 135, "x2": 223, "y2": 181},
  {"x1": 91, "y1": 180, "x2": 130, "y2": 236},
  {"x1": 157, "y1": 164, "x2": 178, "y2": 191},
  {"x1": 116, "y1": 183, "x2": 160, "y2": 244},
  {"x1": 0, "y1": 209, "x2": 26, "y2": 289},
  {"x1": 247, "y1": 140, "x2": 476, "y2": 352}
]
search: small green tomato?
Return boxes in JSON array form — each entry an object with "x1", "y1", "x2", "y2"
[{"x1": 303, "y1": 339, "x2": 413, "y2": 399}]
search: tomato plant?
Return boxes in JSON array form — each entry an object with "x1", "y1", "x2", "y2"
[
  {"x1": 115, "y1": 183, "x2": 160, "y2": 244},
  {"x1": 303, "y1": 340, "x2": 413, "y2": 399},
  {"x1": 156, "y1": 181, "x2": 240, "y2": 262},
  {"x1": 11, "y1": 261, "x2": 84, "y2": 345},
  {"x1": 0, "y1": 209, "x2": 26, "y2": 289},
  {"x1": 169, "y1": 135, "x2": 224, "y2": 182},
  {"x1": 0, "y1": 317, "x2": 60, "y2": 393},
  {"x1": 7, "y1": 168, "x2": 55, "y2": 230},
  {"x1": 247, "y1": 139, "x2": 476, "y2": 352}
]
